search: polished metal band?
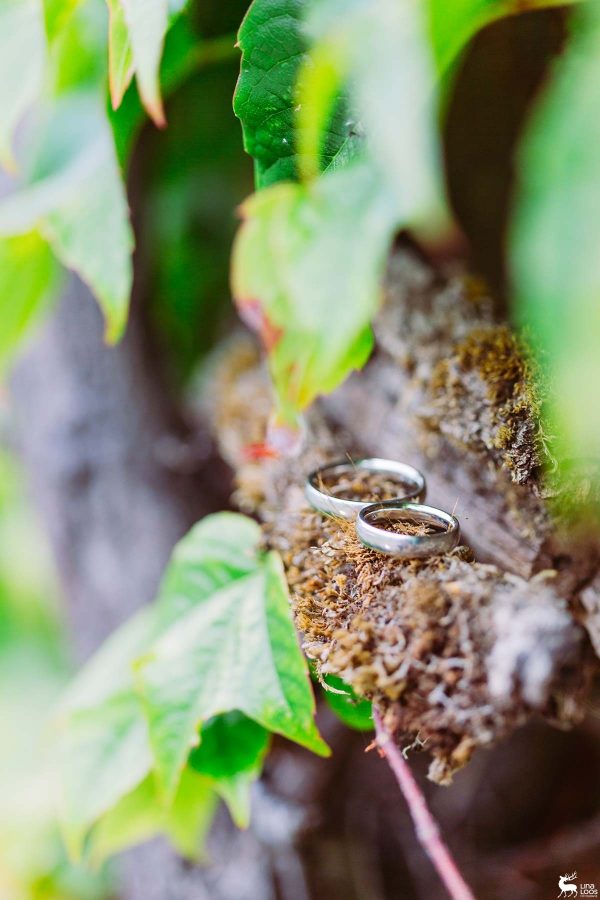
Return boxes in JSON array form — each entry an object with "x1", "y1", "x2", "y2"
[
  {"x1": 305, "y1": 458, "x2": 426, "y2": 520},
  {"x1": 356, "y1": 501, "x2": 460, "y2": 558}
]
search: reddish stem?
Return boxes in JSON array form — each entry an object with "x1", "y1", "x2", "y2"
[{"x1": 372, "y1": 707, "x2": 476, "y2": 900}]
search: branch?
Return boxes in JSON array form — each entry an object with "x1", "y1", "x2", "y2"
[
  {"x1": 208, "y1": 321, "x2": 591, "y2": 786},
  {"x1": 372, "y1": 708, "x2": 475, "y2": 900}
]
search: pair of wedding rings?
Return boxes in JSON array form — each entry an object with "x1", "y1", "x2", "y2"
[{"x1": 305, "y1": 458, "x2": 460, "y2": 559}]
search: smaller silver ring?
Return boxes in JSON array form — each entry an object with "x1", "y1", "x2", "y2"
[
  {"x1": 305, "y1": 458, "x2": 426, "y2": 520},
  {"x1": 356, "y1": 501, "x2": 460, "y2": 558}
]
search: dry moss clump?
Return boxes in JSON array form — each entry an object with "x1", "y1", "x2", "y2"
[{"x1": 265, "y1": 505, "x2": 588, "y2": 784}]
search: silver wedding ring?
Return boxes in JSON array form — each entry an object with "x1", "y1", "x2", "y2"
[
  {"x1": 356, "y1": 500, "x2": 460, "y2": 558},
  {"x1": 305, "y1": 458, "x2": 426, "y2": 520}
]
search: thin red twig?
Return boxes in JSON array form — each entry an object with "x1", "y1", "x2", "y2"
[{"x1": 372, "y1": 707, "x2": 476, "y2": 900}]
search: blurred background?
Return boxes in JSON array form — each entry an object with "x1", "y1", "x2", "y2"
[{"x1": 1, "y1": 1, "x2": 600, "y2": 898}]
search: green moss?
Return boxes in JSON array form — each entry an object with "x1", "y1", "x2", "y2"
[
  {"x1": 427, "y1": 324, "x2": 549, "y2": 483},
  {"x1": 493, "y1": 423, "x2": 515, "y2": 450},
  {"x1": 455, "y1": 326, "x2": 535, "y2": 407}
]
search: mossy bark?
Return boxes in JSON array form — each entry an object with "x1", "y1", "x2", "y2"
[{"x1": 208, "y1": 245, "x2": 600, "y2": 785}]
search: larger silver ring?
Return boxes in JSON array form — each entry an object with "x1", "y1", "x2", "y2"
[
  {"x1": 305, "y1": 458, "x2": 426, "y2": 520},
  {"x1": 356, "y1": 501, "x2": 460, "y2": 558}
]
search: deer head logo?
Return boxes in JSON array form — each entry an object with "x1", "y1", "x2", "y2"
[{"x1": 558, "y1": 873, "x2": 578, "y2": 898}]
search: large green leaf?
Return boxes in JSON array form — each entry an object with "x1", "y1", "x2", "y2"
[
  {"x1": 55, "y1": 514, "x2": 265, "y2": 833},
  {"x1": 189, "y1": 712, "x2": 270, "y2": 827},
  {"x1": 234, "y1": 0, "x2": 305, "y2": 187},
  {"x1": 55, "y1": 692, "x2": 152, "y2": 859},
  {"x1": 511, "y1": 2, "x2": 600, "y2": 470},
  {"x1": 234, "y1": 0, "x2": 359, "y2": 188},
  {"x1": 54, "y1": 515, "x2": 265, "y2": 856},
  {"x1": 60, "y1": 610, "x2": 159, "y2": 715},
  {"x1": 55, "y1": 513, "x2": 325, "y2": 859},
  {"x1": 153, "y1": 513, "x2": 268, "y2": 626},
  {"x1": 0, "y1": 92, "x2": 133, "y2": 342},
  {"x1": 0, "y1": 0, "x2": 46, "y2": 171},
  {"x1": 59, "y1": 514, "x2": 265, "y2": 717},
  {"x1": 0, "y1": 232, "x2": 58, "y2": 367},
  {"x1": 231, "y1": 157, "x2": 397, "y2": 421},
  {"x1": 88, "y1": 769, "x2": 218, "y2": 865},
  {"x1": 135, "y1": 516, "x2": 328, "y2": 800}
]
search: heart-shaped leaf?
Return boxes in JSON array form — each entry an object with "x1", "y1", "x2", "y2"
[{"x1": 135, "y1": 520, "x2": 328, "y2": 799}]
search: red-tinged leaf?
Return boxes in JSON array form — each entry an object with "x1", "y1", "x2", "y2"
[
  {"x1": 237, "y1": 298, "x2": 283, "y2": 352},
  {"x1": 231, "y1": 158, "x2": 398, "y2": 422},
  {"x1": 115, "y1": 0, "x2": 169, "y2": 126}
]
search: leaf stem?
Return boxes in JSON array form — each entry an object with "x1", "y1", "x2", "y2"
[{"x1": 372, "y1": 707, "x2": 475, "y2": 900}]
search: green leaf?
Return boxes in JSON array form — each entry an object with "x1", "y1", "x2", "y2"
[
  {"x1": 234, "y1": 0, "x2": 304, "y2": 187},
  {"x1": 165, "y1": 769, "x2": 218, "y2": 860},
  {"x1": 190, "y1": 712, "x2": 270, "y2": 779},
  {"x1": 58, "y1": 514, "x2": 264, "y2": 735},
  {"x1": 231, "y1": 157, "x2": 397, "y2": 421},
  {"x1": 55, "y1": 513, "x2": 314, "y2": 858},
  {"x1": 42, "y1": 0, "x2": 83, "y2": 42},
  {"x1": 55, "y1": 692, "x2": 152, "y2": 860},
  {"x1": 427, "y1": 0, "x2": 580, "y2": 85},
  {"x1": 58, "y1": 514, "x2": 264, "y2": 736},
  {"x1": 48, "y1": 0, "x2": 108, "y2": 94},
  {"x1": 234, "y1": 0, "x2": 359, "y2": 188},
  {"x1": 0, "y1": 91, "x2": 134, "y2": 342},
  {"x1": 110, "y1": 10, "x2": 202, "y2": 163},
  {"x1": 511, "y1": 3, "x2": 600, "y2": 470},
  {"x1": 189, "y1": 712, "x2": 270, "y2": 827},
  {"x1": 113, "y1": 0, "x2": 169, "y2": 125},
  {"x1": 88, "y1": 769, "x2": 218, "y2": 865},
  {"x1": 60, "y1": 609, "x2": 160, "y2": 715},
  {"x1": 302, "y1": 0, "x2": 443, "y2": 224},
  {"x1": 135, "y1": 513, "x2": 328, "y2": 800},
  {"x1": 211, "y1": 771, "x2": 256, "y2": 829},
  {"x1": 42, "y1": 166, "x2": 133, "y2": 344},
  {"x1": 153, "y1": 512, "x2": 267, "y2": 623},
  {"x1": 0, "y1": 232, "x2": 58, "y2": 367},
  {"x1": 54, "y1": 586, "x2": 185, "y2": 860},
  {"x1": 233, "y1": 0, "x2": 446, "y2": 419},
  {"x1": 54, "y1": 515, "x2": 263, "y2": 858},
  {"x1": 0, "y1": 0, "x2": 46, "y2": 171},
  {"x1": 107, "y1": 0, "x2": 134, "y2": 110},
  {"x1": 295, "y1": 34, "x2": 359, "y2": 182},
  {"x1": 321, "y1": 675, "x2": 372, "y2": 732}
]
